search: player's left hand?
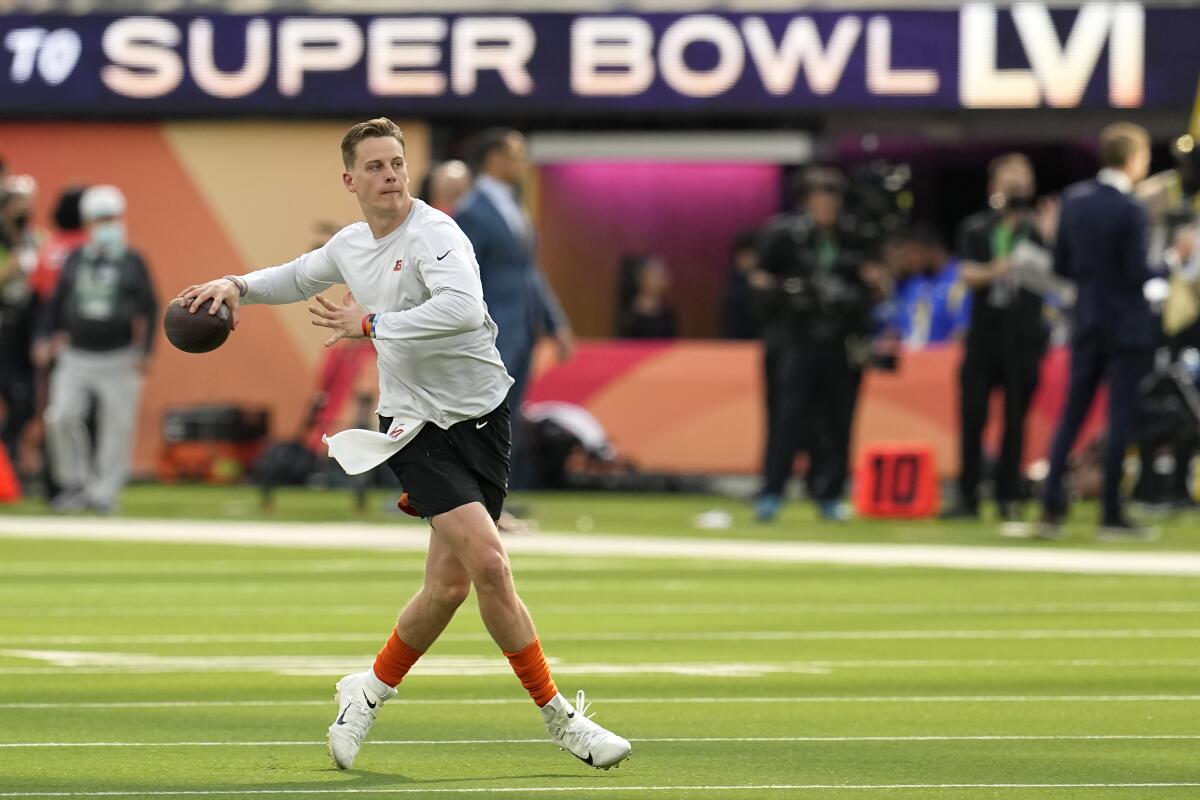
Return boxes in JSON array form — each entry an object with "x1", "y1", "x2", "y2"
[{"x1": 309, "y1": 291, "x2": 366, "y2": 347}]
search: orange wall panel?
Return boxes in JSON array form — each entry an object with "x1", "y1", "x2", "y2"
[
  {"x1": 0, "y1": 122, "x2": 310, "y2": 472},
  {"x1": 0, "y1": 120, "x2": 430, "y2": 474},
  {"x1": 528, "y1": 341, "x2": 1103, "y2": 478}
]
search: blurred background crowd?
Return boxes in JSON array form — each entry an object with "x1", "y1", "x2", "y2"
[{"x1": 1, "y1": 2, "x2": 1199, "y2": 536}]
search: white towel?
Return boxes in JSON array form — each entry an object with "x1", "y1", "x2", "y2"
[{"x1": 322, "y1": 420, "x2": 426, "y2": 475}]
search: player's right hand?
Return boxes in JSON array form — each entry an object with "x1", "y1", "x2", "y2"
[{"x1": 177, "y1": 278, "x2": 242, "y2": 330}]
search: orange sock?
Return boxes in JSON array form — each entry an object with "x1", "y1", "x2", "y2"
[
  {"x1": 373, "y1": 631, "x2": 423, "y2": 688},
  {"x1": 504, "y1": 638, "x2": 559, "y2": 707}
]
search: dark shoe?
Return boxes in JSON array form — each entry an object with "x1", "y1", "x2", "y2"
[
  {"x1": 1097, "y1": 516, "x2": 1160, "y2": 542},
  {"x1": 1131, "y1": 500, "x2": 1174, "y2": 519},
  {"x1": 1173, "y1": 494, "x2": 1199, "y2": 512},
  {"x1": 50, "y1": 489, "x2": 88, "y2": 513},
  {"x1": 997, "y1": 501, "x2": 1024, "y2": 523},
  {"x1": 940, "y1": 503, "x2": 979, "y2": 521},
  {"x1": 754, "y1": 493, "x2": 782, "y2": 523},
  {"x1": 817, "y1": 499, "x2": 850, "y2": 522},
  {"x1": 1034, "y1": 510, "x2": 1066, "y2": 541},
  {"x1": 87, "y1": 499, "x2": 119, "y2": 516}
]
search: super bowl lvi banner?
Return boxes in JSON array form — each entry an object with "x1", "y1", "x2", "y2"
[{"x1": 1, "y1": 4, "x2": 1194, "y2": 115}]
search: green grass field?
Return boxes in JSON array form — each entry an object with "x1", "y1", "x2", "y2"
[{"x1": 1, "y1": 488, "x2": 1199, "y2": 798}]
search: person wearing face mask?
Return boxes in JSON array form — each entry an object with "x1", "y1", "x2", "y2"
[
  {"x1": 0, "y1": 175, "x2": 42, "y2": 473},
  {"x1": 37, "y1": 185, "x2": 158, "y2": 513},
  {"x1": 943, "y1": 154, "x2": 1052, "y2": 523}
]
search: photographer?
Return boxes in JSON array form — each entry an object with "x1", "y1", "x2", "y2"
[
  {"x1": 1132, "y1": 133, "x2": 1200, "y2": 509},
  {"x1": 754, "y1": 168, "x2": 875, "y2": 522},
  {"x1": 944, "y1": 154, "x2": 1053, "y2": 522}
]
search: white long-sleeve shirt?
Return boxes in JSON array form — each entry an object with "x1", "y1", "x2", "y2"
[{"x1": 239, "y1": 199, "x2": 513, "y2": 429}]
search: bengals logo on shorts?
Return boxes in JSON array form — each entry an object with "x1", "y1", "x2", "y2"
[{"x1": 397, "y1": 492, "x2": 420, "y2": 517}]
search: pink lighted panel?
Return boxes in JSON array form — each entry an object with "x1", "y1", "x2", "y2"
[{"x1": 536, "y1": 162, "x2": 783, "y2": 338}]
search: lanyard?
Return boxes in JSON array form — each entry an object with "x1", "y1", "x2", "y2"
[
  {"x1": 816, "y1": 232, "x2": 839, "y2": 272},
  {"x1": 991, "y1": 221, "x2": 1027, "y2": 258}
]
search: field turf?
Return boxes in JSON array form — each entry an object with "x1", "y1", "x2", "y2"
[
  {"x1": 0, "y1": 487, "x2": 1198, "y2": 798},
  {"x1": 5, "y1": 484, "x2": 1200, "y2": 549}
]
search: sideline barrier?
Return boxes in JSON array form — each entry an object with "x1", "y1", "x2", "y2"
[{"x1": 527, "y1": 340, "x2": 1106, "y2": 478}]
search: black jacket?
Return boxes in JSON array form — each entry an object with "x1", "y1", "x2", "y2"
[
  {"x1": 957, "y1": 209, "x2": 1048, "y2": 353},
  {"x1": 39, "y1": 245, "x2": 158, "y2": 356},
  {"x1": 1054, "y1": 178, "x2": 1154, "y2": 351},
  {"x1": 754, "y1": 213, "x2": 874, "y2": 347}
]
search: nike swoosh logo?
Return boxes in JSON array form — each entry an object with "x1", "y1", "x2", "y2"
[
  {"x1": 475, "y1": 421, "x2": 488, "y2": 429},
  {"x1": 335, "y1": 703, "x2": 351, "y2": 725},
  {"x1": 362, "y1": 690, "x2": 376, "y2": 709},
  {"x1": 577, "y1": 752, "x2": 594, "y2": 766},
  {"x1": 436, "y1": 250, "x2": 452, "y2": 261}
]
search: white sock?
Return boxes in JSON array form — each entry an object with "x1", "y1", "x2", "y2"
[{"x1": 365, "y1": 670, "x2": 393, "y2": 698}]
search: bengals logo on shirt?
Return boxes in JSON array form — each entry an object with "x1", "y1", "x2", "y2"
[{"x1": 393, "y1": 259, "x2": 403, "y2": 272}]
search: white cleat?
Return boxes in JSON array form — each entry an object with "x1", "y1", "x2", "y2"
[
  {"x1": 327, "y1": 671, "x2": 397, "y2": 770},
  {"x1": 541, "y1": 691, "x2": 631, "y2": 769}
]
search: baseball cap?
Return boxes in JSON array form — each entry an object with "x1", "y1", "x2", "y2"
[{"x1": 80, "y1": 185, "x2": 126, "y2": 221}]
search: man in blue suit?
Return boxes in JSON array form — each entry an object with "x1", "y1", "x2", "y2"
[
  {"x1": 456, "y1": 129, "x2": 573, "y2": 492},
  {"x1": 1040, "y1": 123, "x2": 1157, "y2": 539}
]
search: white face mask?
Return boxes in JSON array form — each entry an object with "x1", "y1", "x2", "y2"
[{"x1": 90, "y1": 220, "x2": 126, "y2": 255}]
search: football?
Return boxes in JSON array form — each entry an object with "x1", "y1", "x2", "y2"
[{"x1": 163, "y1": 298, "x2": 232, "y2": 353}]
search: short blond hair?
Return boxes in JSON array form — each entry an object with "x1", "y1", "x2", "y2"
[
  {"x1": 988, "y1": 152, "x2": 1032, "y2": 182},
  {"x1": 1099, "y1": 122, "x2": 1150, "y2": 169},
  {"x1": 341, "y1": 117, "x2": 405, "y2": 170}
]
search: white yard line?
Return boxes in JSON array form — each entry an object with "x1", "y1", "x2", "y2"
[
  {"x1": 0, "y1": 561, "x2": 426, "y2": 576},
  {"x1": 0, "y1": 559, "x2": 690, "y2": 577},
  {"x1": 0, "y1": 652, "x2": 832, "y2": 678},
  {"x1": 2, "y1": 694, "x2": 1199, "y2": 709},
  {"x1": 1, "y1": 601, "x2": 1198, "y2": 617},
  {"x1": 2, "y1": 516, "x2": 1200, "y2": 576},
  {"x1": 3, "y1": 628, "x2": 1200, "y2": 646},
  {"x1": 3, "y1": 784, "x2": 1200, "y2": 797},
  {"x1": 3, "y1": 648, "x2": 1200, "y2": 677},
  {"x1": 2, "y1": 734, "x2": 1198, "y2": 749}
]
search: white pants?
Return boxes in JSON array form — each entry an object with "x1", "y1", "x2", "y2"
[{"x1": 44, "y1": 347, "x2": 143, "y2": 506}]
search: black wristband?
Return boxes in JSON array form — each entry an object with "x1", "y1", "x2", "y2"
[{"x1": 223, "y1": 275, "x2": 247, "y2": 296}]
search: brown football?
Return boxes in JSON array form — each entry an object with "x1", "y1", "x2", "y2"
[{"x1": 164, "y1": 298, "x2": 232, "y2": 353}]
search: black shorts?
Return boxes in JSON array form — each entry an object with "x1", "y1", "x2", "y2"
[{"x1": 378, "y1": 401, "x2": 511, "y2": 521}]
